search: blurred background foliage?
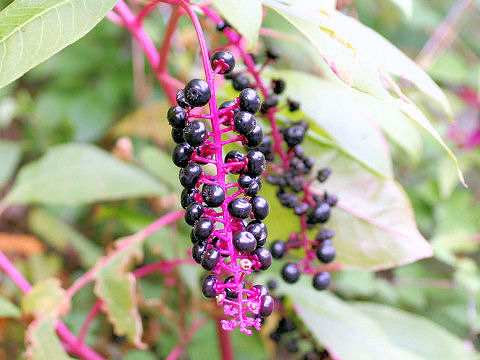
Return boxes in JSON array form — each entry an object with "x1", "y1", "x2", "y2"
[{"x1": 1, "y1": 0, "x2": 480, "y2": 359}]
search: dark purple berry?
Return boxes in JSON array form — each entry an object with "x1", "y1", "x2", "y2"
[
  {"x1": 252, "y1": 284, "x2": 269, "y2": 297},
  {"x1": 219, "y1": 100, "x2": 239, "y2": 115},
  {"x1": 267, "y1": 280, "x2": 277, "y2": 290},
  {"x1": 183, "y1": 120, "x2": 207, "y2": 147},
  {"x1": 277, "y1": 191, "x2": 298, "y2": 208},
  {"x1": 201, "y1": 184, "x2": 225, "y2": 207},
  {"x1": 255, "y1": 247, "x2": 272, "y2": 270},
  {"x1": 233, "y1": 231, "x2": 257, "y2": 254},
  {"x1": 316, "y1": 228, "x2": 335, "y2": 241},
  {"x1": 288, "y1": 98, "x2": 300, "y2": 112},
  {"x1": 313, "y1": 272, "x2": 331, "y2": 290},
  {"x1": 246, "y1": 220, "x2": 268, "y2": 247},
  {"x1": 167, "y1": 106, "x2": 187, "y2": 128},
  {"x1": 266, "y1": 48, "x2": 280, "y2": 60},
  {"x1": 216, "y1": 21, "x2": 230, "y2": 31},
  {"x1": 260, "y1": 94, "x2": 278, "y2": 113},
  {"x1": 181, "y1": 188, "x2": 198, "y2": 208},
  {"x1": 272, "y1": 78, "x2": 286, "y2": 94},
  {"x1": 251, "y1": 196, "x2": 269, "y2": 220},
  {"x1": 185, "y1": 202, "x2": 204, "y2": 226},
  {"x1": 270, "y1": 240, "x2": 286, "y2": 259},
  {"x1": 246, "y1": 150, "x2": 265, "y2": 176},
  {"x1": 259, "y1": 295, "x2": 274, "y2": 317},
  {"x1": 307, "y1": 203, "x2": 331, "y2": 225},
  {"x1": 201, "y1": 274, "x2": 218, "y2": 297},
  {"x1": 211, "y1": 50, "x2": 235, "y2": 74},
  {"x1": 201, "y1": 248, "x2": 220, "y2": 270},
  {"x1": 232, "y1": 73, "x2": 251, "y2": 91},
  {"x1": 257, "y1": 136, "x2": 273, "y2": 158},
  {"x1": 193, "y1": 217, "x2": 214, "y2": 240},
  {"x1": 233, "y1": 111, "x2": 256, "y2": 135},
  {"x1": 225, "y1": 150, "x2": 245, "y2": 173},
  {"x1": 238, "y1": 174, "x2": 254, "y2": 189},
  {"x1": 283, "y1": 125, "x2": 306, "y2": 147},
  {"x1": 278, "y1": 317, "x2": 296, "y2": 333},
  {"x1": 281, "y1": 263, "x2": 300, "y2": 284},
  {"x1": 192, "y1": 241, "x2": 207, "y2": 263},
  {"x1": 239, "y1": 88, "x2": 261, "y2": 114},
  {"x1": 324, "y1": 192, "x2": 338, "y2": 207},
  {"x1": 294, "y1": 202, "x2": 310, "y2": 216},
  {"x1": 245, "y1": 125, "x2": 264, "y2": 148},
  {"x1": 176, "y1": 89, "x2": 190, "y2": 108},
  {"x1": 172, "y1": 142, "x2": 193, "y2": 168},
  {"x1": 179, "y1": 163, "x2": 202, "y2": 188},
  {"x1": 316, "y1": 240, "x2": 336, "y2": 264},
  {"x1": 317, "y1": 168, "x2": 332, "y2": 182},
  {"x1": 171, "y1": 127, "x2": 184, "y2": 143},
  {"x1": 244, "y1": 180, "x2": 261, "y2": 197},
  {"x1": 184, "y1": 79, "x2": 211, "y2": 107},
  {"x1": 228, "y1": 198, "x2": 252, "y2": 218}
]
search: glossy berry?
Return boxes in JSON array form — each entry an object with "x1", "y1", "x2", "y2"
[
  {"x1": 219, "y1": 100, "x2": 238, "y2": 113},
  {"x1": 257, "y1": 136, "x2": 273, "y2": 160},
  {"x1": 228, "y1": 198, "x2": 252, "y2": 219},
  {"x1": 246, "y1": 150, "x2": 265, "y2": 176},
  {"x1": 270, "y1": 240, "x2": 286, "y2": 259},
  {"x1": 232, "y1": 73, "x2": 251, "y2": 91},
  {"x1": 185, "y1": 202, "x2": 204, "y2": 226},
  {"x1": 201, "y1": 274, "x2": 218, "y2": 298},
  {"x1": 233, "y1": 111, "x2": 256, "y2": 135},
  {"x1": 294, "y1": 202, "x2": 310, "y2": 216},
  {"x1": 225, "y1": 150, "x2": 245, "y2": 173},
  {"x1": 238, "y1": 174, "x2": 254, "y2": 189},
  {"x1": 251, "y1": 196, "x2": 269, "y2": 220},
  {"x1": 277, "y1": 191, "x2": 298, "y2": 208},
  {"x1": 233, "y1": 231, "x2": 257, "y2": 254},
  {"x1": 245, "y1": 125, "x2": 264, "y2": 148},
  {"x1": 184, "y1": 79, "x2": 211, "y2": 107},
  {"x1": 171, "y1": 127, "x2": 185, "y2": 143},
  {"x1": 246, "y1": 220, "x2": 268, "y2": 247},
  {"x1": 316, "y1": 240, "x2": 336, "y2": 263},
  {"x1": 259, "y1": 295, "x2": 274, "y2": 317},
  {"x1": 313, "y1": 272, "x2": 331, "y2": 290},
  {"x1": 176, "y1": 89, "x2": 190, "y2": 108},
  {"x1": 283, "y1": 125, "x2": 306, "y2": 147},
  {"x1": 181, "y1": 188, "x2": 197, "y2": 209},
  {"x1": 272, "y1": 78, "x2": 286, "y2": 94},
  {"x1": 211, "y1": 50, "x2": 235, "y2": 74},
  {"x1": 324, "y1": 192, "x2": 338, "y2": 207},
  {"x1": 224, "y1": 276, "x2": 246, "y2": 300},
  {"x1": 253, "y1": 284, "x2": 269, "y2": 297},
  {"x1": 167, "y1": 106, "x2": 187, "y2": 128},
  {"x1": 317, "y1": 167, "x2": 332, "y2": 182},
  {"x1": 288, "y1": 98, "x2": 300, "y2": 112},
  {"x1": 255, "y1": 247, "x2": 272, "y2": 270},
  {"x1": 239, "y1": 88, "x2": 261, "y2": 114},
  {"x1": 244, "y1": 179, "x2": 261, "y2": 197},
  {"x1": 316, "y1": 228, "x2": 335, "y2": 241},
  {"x1": 267, "y1": 280, "x2": 277, "y2": 290},
  {"x1": 201, "y1": 248, "x2": 220, "y2": 270},
  {"x1": 193, "y1": 217, "x2": 214, "y2": 240},
  {"x1": 281, "y1": 263, "x2": 300, "y2": 284},
  {"x1": 202, "y1": 184, "x2": 225, "y2": 207},
  {"x1": 179, "y1": 163, "x2": 202, "y2": 188},
  {"x1": 261, "y1": 94, "x2": 278, "y2": 113},
  {"x1": 192, "y1": 241, "x2": 207, "y2": 263},
  {"x1": 172, "y1": 142, "x2": 193, "y2": 168},
  {"x1": 183, "y1": 120, "x2": 207, "y2": 147},
  {"x1": 307, "y1": 202, "x2": 331, "y2": 225}
]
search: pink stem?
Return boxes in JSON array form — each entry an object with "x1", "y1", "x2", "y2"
[
  {"x1": 77, "y1": 301, "x2": 103, "y2": 344},
  {"x1": 0, "y1": 251, "x2": 105, "y2": 360},
  {"x1": 216, "y1": 319, "x2": 235, "y2": 360}
]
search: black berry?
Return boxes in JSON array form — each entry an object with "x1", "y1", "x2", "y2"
[
  {"x1": 307, "y1": 203, "x2": 331, "y2": 225},
  {"x1": 283, "y1": 125, "x2": 306, "y2": 147},
  {"x1": 255, "y1": 247, "x2": 272, "y2": 270},
  {"x1": 270, "y1": 240, "x2": 286, "y2": 259},
  {"x1": 281, "y1": 263, "x2": 300, "y2": 283},
  {"x1": 202, "y1": 184, "x2": 225, "y2": 207},
  {"x1": 172, "y1": 142, "x2": 193, "y2": 168},
  {"x1": 232, "y1": 73, "x2": 251, "y2": 91},
  {"x1": 171, "y1": 127, "x2": 185, "y2": 143},
  {"x1": 245, "y1": 125, "x2": 264, "y2": 148},
  {"x1": 259, "y1": 295, "x2": 274, "y2": 317},
  {"x1": 233, "y1": 111, "x2": 256, "y2": 135},
  {"x1": 233, "y1": 231, "x2": 257, "y2": 254},
  {"x1": 251, "y1": 196, "x2": 269, "y2": 220},
  {"x1": 185, "y1": 202, "x2": 204, "y2": 226},
  {"x1": 201, "y1": 248, "x2": 221, "y2": 270},
  {"x1": 176, "y1": 89, "x2": 190, "y2": 108},
  {"x1": 192, "y1": 241, "x2": 207, "y2": 263},
  {"x1": 246, "y1": 220, "x2": 268, "y2": 247},
  {"x1": 211, "y1": 50, "x2": 235, "y2": 74},
  {"x1": 317, "y1": 168, "x2": 332, "y2": 182},
  {"x1": 179, "y1": 163, "x2": 202, "y2": 188},
  {"x1": 316, "y1": 240, "x2": 336, "y2": 263},
  {"x1": 167, "y1": 106, "x2": 187, "y2": 128},
  {"x1": 193, "y1": 217, "x2": 214, "y2": 240},
  {"x1": 228, "y1": 198, "x2": 252, "y2": 219},
  {"x1": 183, "y1": 120, "x2": 207, "y2": 147},
  {"x1": 239, "y1": 88, "x2": 261, "y2": 114},
  {"x1": 201, "y1": 274, "x2": 218, "y2": 298},
  {"x1": 184, "y1": 79, "x2": 211, "y2": 107},
  {"x1": 313, "y1": 272, "x2": 331, "y2": 290},
  {"x1": 272, "y1": 78, "x2": 286, "y2": 94},
  {"x1": 181, "y1": 188, "x2": 198, "y2": 208},
  {"x1": 246, "y1": 150, "x2": 265, "y2": 176}
]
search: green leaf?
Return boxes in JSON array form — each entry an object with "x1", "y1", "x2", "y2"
[
  {"x1": 0, "y1": 0, "x2": 118, "y2": 90},
  {"x1": 355, "y1": 302, "x2": 480, "y2": 360},
  {"x1": 139, "y1": 146, "x2": 181, "y2": 190},
  {"x1": 265, "y1": 1, "x2": 463, "y2": 184},
  {"x1": 385, "y1": 0, "x2": 413, "y2": 19},
  {"x1": 0, "y1": 294, "x2": 21, "y2": 318},
  {"x1": 94, "y1": 234, "x2": 146, "y2": 348},
  {"x1": 22, "y1": 278, "x2": 69, "y2": 316},
  {"x1": 28, "y1": 207, "x2": 102, "y2": 268},
  {"x1": 4, "y1": 143, "x2": 166, "y2": 206},
  {"x1": 264, "y1": 151, "x2": 432, "y2": 270},
  {"x1": 212, "y1": 0, "x2": 262, "y2": 47},
  {"x1": 277, "y1": 280, "x2": 422, "y2": 360},
  {"x1": 25, "y1": 317, "x2": 73, "y2": 360},
  {"x1": 0, "y1": 140, "x2": 21, "y2": 186},
  {"x1": 271, "y1": 70, "x2": 393, "y2": 177}
]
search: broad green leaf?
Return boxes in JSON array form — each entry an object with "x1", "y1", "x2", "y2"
[
  {"x1": 25, "y1": 317, "x2": 73, "y2": 360},
  {"x1": 271, "y1": 70, "x2": 393, "y2": 177},
  {"x1": 139, "y1": 146, "x2": 181, "y2": 190},
  {"x1": 212, "y1": 0, "x2": 262, "y2": 47},
  {"x1": 0, "y1": 139, "x2": 21, "y2": 186},
  {"x1": 22, "y1": 278, "x2": 69, "y2": 316},
  {"x1": 355, "y1": 302, "x2": 480, "y2": 360},
  {"x1": 0, "y1": 294, "x2": 20, "y2": 318},
  {"x1": 28, "y1": 207, "x2": 102, "y2": 268},
  {"x1": 385, "y1": 0, "x2": 413, "y2": 19},
  {"x1": 265, "y1": 1, "x2": 463, "y2": 184},
  {"x1": 277, "y1": 280, "x2": 422, "y2": 360},
  {"x1": 0, "y1": 0, "x2": 118, "y2": 90},
  {"x1": 4, "y1": 143, "x2": 166, "y2": 206},
  {"x1": 264, "y1": 150, "x2": 432, "y2": 270}
]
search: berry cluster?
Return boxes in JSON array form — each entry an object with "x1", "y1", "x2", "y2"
[
  {"x1": 267, "y1": 281, "x2": 331, "y2": 360},
  {"x1": 168, "y1": 51, "x2": 275, "y2": 334}
]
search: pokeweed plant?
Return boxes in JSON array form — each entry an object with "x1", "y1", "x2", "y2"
[{"x1": 0, "y1": 0, "x2": 474, "y2": 360}]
